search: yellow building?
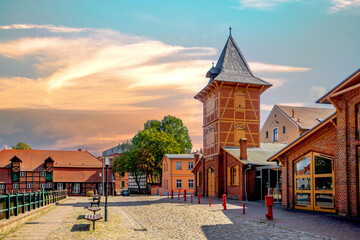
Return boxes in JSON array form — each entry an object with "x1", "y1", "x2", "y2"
[
  {"x1": 261, "y1": 105, "x2": 335, "y2": 144},
  {"x1": 161, "y1": 154, "x2": 200, "y2": 195}
]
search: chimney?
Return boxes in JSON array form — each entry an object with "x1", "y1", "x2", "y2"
[
  {"x1": 194, "y1": 152, "x2": 200, "y2": 163},
  {"x1": 78, "y1": 149, "x2": 82, "y2": 151},
  {"x1": 292, "y1": 109, "x2": 294, "y2": 118},
  {"x1": 239, "y1": 138, "x2": 247, "y2": 160}
]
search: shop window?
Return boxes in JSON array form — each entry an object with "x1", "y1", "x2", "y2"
[
  {"x1": 188, "y1": 162, "x2": 194, "y2": 170},
  {"x1": 176, "y1": 161, "x2": 182, "y2": 170},
  {"x1": 294, "y1": 153, "x2": 334, "y2": 212},
  {"x1": 176, "y1": 179, "x2": 182, "y2": 189},
  {"x1": 188, "y1": 179, "x2": 194, "y2": 189}
]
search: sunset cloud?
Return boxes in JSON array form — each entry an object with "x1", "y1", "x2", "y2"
[{"x1": 0, "y1": 24, "x2": 311, "y2": 154}]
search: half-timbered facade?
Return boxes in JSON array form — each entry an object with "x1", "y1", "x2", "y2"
[
  {"x1": 193, "y1": 32, "x2": 284, "y2": 200},
  {"x1": 0, "y1": 149, "x2": 114, "y2": 196}
]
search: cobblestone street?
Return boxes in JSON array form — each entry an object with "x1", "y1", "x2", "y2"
[{"x1": 2, "y1": 195, "x2": 349, "y2": 240}]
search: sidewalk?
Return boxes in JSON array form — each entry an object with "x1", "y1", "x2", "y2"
[{"x1": 164, "y1": 195, "x2": 360, "y2": 240}]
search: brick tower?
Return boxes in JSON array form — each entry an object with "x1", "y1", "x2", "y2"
[{"x1": 195, "y1": 32, "x2": 272, "y2": 158}]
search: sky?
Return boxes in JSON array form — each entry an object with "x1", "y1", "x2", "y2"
[{"x1": 0, "y1": 0, "x2": 359, "y2": 156}]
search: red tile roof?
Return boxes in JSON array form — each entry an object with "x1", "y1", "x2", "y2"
[{"x1": 0, "y1": 149, "x2": 102, "y2": 171}]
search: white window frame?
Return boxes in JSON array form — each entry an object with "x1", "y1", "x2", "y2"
[
  {"x1": 188, "y1": 162, "x2": 194, "y2": 170},
  {"x1": 40, "y1": 172, "x2": 46, "y2": 177},
  {"x1": 176, "y1": 161, "x2": 182, "y2": 170},
  {"x1": 46, "y1": 183, "x2": 53, "y2": 188},
  {"x1": 13, "y1": 183, "x2": 19, "y2": 189},
  {"x1": 20, "y1": 172, "x2": 26, "y2": 177},
  {"x1": 176, "y1": 179, "x2": 182, "y2": 189},
  {"x1": 40, "y1": 183, "x2": 46, "y2": 189},
  {"x1": 273, "y1": 127, "x2": 278, "y2": 142},
  {"x1": 188, "y1": 179, "x2": 194, "y2": 189},
  {"x1": 73, "y1": 183, "x2": 80, "y2": 193},
  {"x1": 0, "y1": 184, "x2": 5, "y2": 190},
  {"x1": 57, "y1": 183, "x2": 63, "y2": 190},
  {"x1": 26, "y1": 183, "x2": 33, "y2": 189}
]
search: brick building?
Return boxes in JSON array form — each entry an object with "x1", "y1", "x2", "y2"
[
  {"x1": 193, "y1": 32, "x2": 284, "y2": 201},
  {"x1": 268, "y1": 68, "x2": 360, "y2": 217},
  {"x1": 0, "y1": 149, "x2": 114, "y2": 196}
]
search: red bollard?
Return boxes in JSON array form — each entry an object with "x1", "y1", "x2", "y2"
[
  {"x1": 178, "y1": 189, "x2": 181, "y2": 200},
  {"x1": 171, "y1": 190, "x2": 173, "y2": 199},
  {"x1": 243, "y1": 202, "x2": 245, "y2": 214},
  {"x1": 184, "y1": 190, "x2": 187, "y2": 201},
  {"x1": 191, "y1": 194, "x2": 193, "y2": 203},
  {"x1": 168, "y1": 192, "x2": 169, "y2": 198},
  {"x1": 265, "y1": 195, "x2": 274, "y2": 220},
  {"x1": 198, "y1": 194, "x2": 201, "y2": 204},
  {"x1": 209, "y1": 197, "x2": 211, "y2": 207},
  {"x1": 222, "y1": 194, "x2": 227, "y2": 210}
]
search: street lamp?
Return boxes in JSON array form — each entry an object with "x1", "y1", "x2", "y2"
[
  {"x1": 104, "y1": 157, "x2": 110, "y2": 222},
  {"x1": 99, "y1": 172, "x2": 102, "y2": 196}
]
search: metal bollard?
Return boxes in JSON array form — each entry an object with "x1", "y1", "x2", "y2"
[
  {"x1": 222, "y1": 194, "x2": 227, "y2": 210},
  {"x1": 209, "y1": 197, "x2": 211, "y2": 207},
  {"x1": 243, "y1": 202, "x2": 245, "y2": 214},
  {"x1": 184, "y1": 190, "x2": 187, "y2": 201},
  {"x1": 198, "y1": 194, "x2": 201, "y2": 204}
]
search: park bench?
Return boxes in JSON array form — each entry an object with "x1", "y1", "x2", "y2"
[
  {"x1": 85, "y1": 212, "x2": 103, "y2": 230},
  {"x1": 90, "y1": 196, "x2": 101, "y2": 207}
]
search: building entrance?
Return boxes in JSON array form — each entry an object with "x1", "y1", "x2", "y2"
[
  {"x1": 294, "y1": 152, "x2": 335, "y2": 213},
  {"x1": 207, "y1": 168, "x2": 215, "y2": 197}
]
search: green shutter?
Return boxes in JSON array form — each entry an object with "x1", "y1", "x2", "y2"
[{"x1": 46, "y1": 172, "x2": 53, "y2": 182}]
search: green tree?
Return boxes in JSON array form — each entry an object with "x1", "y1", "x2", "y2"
[
  {"x1": 144, "y1": 115, "x2": 192, "y2": 153},
  {"x1": 11, "y1": 142, "x2": 33, "y2": 150},
  {"x1": 132, "y1": 128, "x2": 181, "y2": 180}
]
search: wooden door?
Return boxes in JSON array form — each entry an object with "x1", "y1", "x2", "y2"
[{"x1": 207, "y1": 168, "x2": 215, "y2": 197}]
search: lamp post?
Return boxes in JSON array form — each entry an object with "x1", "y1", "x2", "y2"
[
  {"x1": 99, "y1": 172, "x2": 102, "y2": 196},
  {"x1": 104, "y1": 157, "x2": 109, "y2": 222}
]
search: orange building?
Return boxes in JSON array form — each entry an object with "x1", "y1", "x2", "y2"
[{"x1": 161, "y1": 154, "x2": 199, "y2": 195}]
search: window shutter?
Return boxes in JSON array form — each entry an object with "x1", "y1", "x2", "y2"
[{"x1": 227, "y1": 167, "x2": 230, "y2": 186}]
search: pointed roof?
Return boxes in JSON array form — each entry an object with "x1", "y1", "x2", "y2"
[{"x1": 206, "y1": 34, "x2": 271, "y2": 86}]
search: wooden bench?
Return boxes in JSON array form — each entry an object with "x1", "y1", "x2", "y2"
[
  {"x1": 85, "y1": 213, "x2": 103, "y2": 230},
  {"x1": 90, "y1": 196, "x2": 101, "y2": 207}
]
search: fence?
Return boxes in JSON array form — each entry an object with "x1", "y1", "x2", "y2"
[{"x1": 0, "y1": 190, "x2": 67, "y2": 220}]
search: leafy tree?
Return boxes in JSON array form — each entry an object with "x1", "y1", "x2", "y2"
[
  {"x1": 132, "y1": 128, "x2": 181, "y2": 180},
  {"x1": 12, "y1": 142, "x2": 33, "y2": 150},
  {"x1": 144, "y1": 115, "x2": 192, "y2": 153}
]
